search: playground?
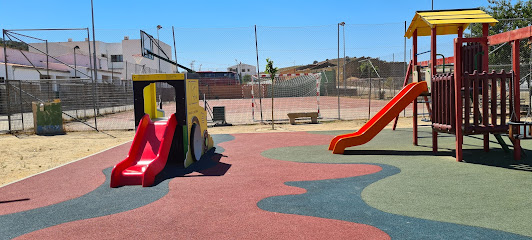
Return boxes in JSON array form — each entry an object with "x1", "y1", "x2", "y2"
[
  {"x1": 0, "y1": 119, "x2": 414, "y2": 186},
  {"x1": 1, "y1": 124, "x2": 531, "y2": 239},
  {"x1": 2, "y1": 8, "x2": 532, "y2": 239}
]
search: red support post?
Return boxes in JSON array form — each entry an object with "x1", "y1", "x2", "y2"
[
  {"x1": 482, "y1": 23, "x2": 490, "y2": 152},
  {"x1": 482, "y1": 24, "x2": 489, "y2": 71},
  {"x1": 464, "y1": 73, "x2": 470, "y2": 130},
  {"x1": 431, "y1": 28, "x2": 437, "y2": 76},
  {"x1": 454, "y1": 37, "x2": 464, "y2": 162},
  {"x1": 482, "y1": 72, "x2": 489, "y2": 151},
  {"x1": 501, "y1": 73, "x2": 507, "y2": 126},
  {"x1": 473, "y1": 72, "x2": 479, "y2": 126},
  {"x1": 431, "y1": 26, "x2": 438, "y2": 152},
  {"x1": 413, "y1": 29, "x2": 418, "y2": 146},
  {"x1": 512, "y1": 40, "x2": 521, "y2": 160},
  {"x1": 491, "y1": 72, "x2": 497, "y2": 128}
]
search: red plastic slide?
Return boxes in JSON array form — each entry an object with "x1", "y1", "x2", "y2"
[
  {"x1": 329, "y1": 81, "x2": 428, "y2": 154},
  {"x1": 110, "y1": 114, "x2": 177, "y2": 187}
]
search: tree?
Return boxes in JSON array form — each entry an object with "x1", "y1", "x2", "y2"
[
  {"x1": 0, "y1": 39, "x2": 28, "y2": 51},
  {"x1": 242, "y1": 74, "x2": 252, "y2": 83},
  {"x1": 313, "y1": 60, "x2": 318, "y2": 64},
  {"x1": 359, "y1": 61, "x2": 379, "y2": 78},
  {"x1": 265, "y1": 58, "x2": 278, "y2": 129},
  {"x1": 468, "y1": 0, "x2": 532, "y2": 65},
  {"x1": 265, "y1": 58, "x2": 278, "y2": 79}
]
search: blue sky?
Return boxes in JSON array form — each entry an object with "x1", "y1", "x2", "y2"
[{"x1": 1, "y1": 0, "x2": 492, "y2": 71}]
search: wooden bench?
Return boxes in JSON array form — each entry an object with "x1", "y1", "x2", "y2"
[{"x1": 287, "y1": 112, "x2": 318, "y2": 125}]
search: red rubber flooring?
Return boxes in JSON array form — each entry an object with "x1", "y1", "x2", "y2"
[
  {"x1": 2, "y1": 132, "x2": 389, "y2": 239},
  {"x1": 0, "y1": 143, "x2": 130, "y2": 215}
]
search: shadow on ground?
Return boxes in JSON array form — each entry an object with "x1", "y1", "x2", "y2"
[
  {"x1": 152, "y1": 134, "x2": 235, "y2": 186},
  {"x1": 461, "y1": 149, "x2": 532, "y2": 172},
  {"x1": 152, "y1": 148, "x2": 231, "y2": 186},
  {"x1": 343, "y1": 149, "x2": 454, "y2": 157}
]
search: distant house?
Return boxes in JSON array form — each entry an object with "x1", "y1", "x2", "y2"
[{"x1": 227, "y1": 63, "x2": 256, "y2": 80}]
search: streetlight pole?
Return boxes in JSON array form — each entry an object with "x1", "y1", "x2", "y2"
[
  {"x1": 73, "y1": 46, "x2": 79, "y2": 78},
  {"x1": 157, "y1": 25, "x2": 162, "y2": 73}
]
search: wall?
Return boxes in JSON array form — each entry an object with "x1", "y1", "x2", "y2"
[
  {"x1": 200, "y1": 85, "x2": 246, "y2": 99},
  {"x1": 0, "y1": 63, "x2": 71, "y2": 80}
]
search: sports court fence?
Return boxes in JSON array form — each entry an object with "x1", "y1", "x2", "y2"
[
  {"x1": 0, "y1": 74, "x2": 419, "y2": 134},
  {"x1": 2, "y1": 19, "x2": 532, "y2": 134}
]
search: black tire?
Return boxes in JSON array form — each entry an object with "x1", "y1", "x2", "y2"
[{"x1": 190, "y1": 117, "x2": 203, "y2": 162}]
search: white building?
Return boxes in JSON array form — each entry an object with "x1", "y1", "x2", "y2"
[
  {"x1": 0, "y1": 47, "x2": 117, "y2": 82},
  {"x1": 228, "y1": 63, "x2": 256, "y2": 80},
  {"x1": 28, "y1": 36, "x2": 176, "y2": 81}
]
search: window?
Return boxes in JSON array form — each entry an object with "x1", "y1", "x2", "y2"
[
  {"x1": 111, "y1": 55, "x2": 123, "y2": 62},
  {"x1": 40, "y1": 75, "x2": 51, "y2": 79},
  {"x1": 241, "y1": 69, "x2": 245, "y2": 72}
]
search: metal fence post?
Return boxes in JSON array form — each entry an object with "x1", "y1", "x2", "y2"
[
  {"x1": 19, "y1": 80, "x2": 24, "y2": 130},
  {"x1": 3, "y1": 29, "x2": 12, "y2": 133}
]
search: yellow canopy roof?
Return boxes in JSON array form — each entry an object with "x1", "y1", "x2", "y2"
[{"x1": 405, "y1": 8, "x2": 498, "y2": 38}]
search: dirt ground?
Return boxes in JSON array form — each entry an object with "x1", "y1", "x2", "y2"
[{"x1": 0, "y1": 118, "x2": 417, "y2": 186}]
